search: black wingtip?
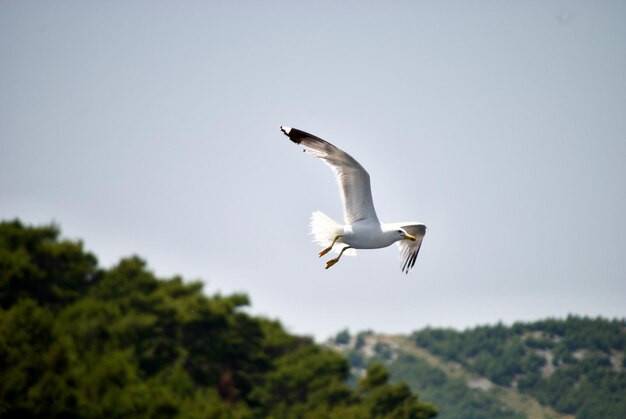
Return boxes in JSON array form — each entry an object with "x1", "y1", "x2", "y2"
[{"x1": 280, "y1": 125, "x2": 303, "y2": 144}]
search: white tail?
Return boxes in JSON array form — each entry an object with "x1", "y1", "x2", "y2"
[{"x1": 309, "y1": 211, "x2": 356, "y2": 256}]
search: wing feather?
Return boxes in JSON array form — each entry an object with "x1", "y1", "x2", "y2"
[
  {"x1": 395, "y1": 224, "x2": 426, "y2": 274},
  {"x1": 281, "y1": 126, "x2": 379, "y2": 224}
]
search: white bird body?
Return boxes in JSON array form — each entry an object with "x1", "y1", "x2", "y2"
[
  {"x1": 281, "y1": 126, "x2": 426, "y2": 273},
  {"x1": 340, "y1": 222, "x2": 408, "y2": 249}
]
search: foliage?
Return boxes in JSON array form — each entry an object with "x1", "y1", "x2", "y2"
[
  {"x1": 412, "y1": 317, "x2": 626, "y2": 418},
  {"x1": 334, "y1": 328, "x2": 351, "y2": 345},
  {"x1": 0, "y1": 220, "x2": 437, "y2": 418},
  {"x1": 335, "y1": 331, "x2": 522, "y2": 419},
  {"x1": 389, "y1": 353, "x2": 525, "y2": 419}
]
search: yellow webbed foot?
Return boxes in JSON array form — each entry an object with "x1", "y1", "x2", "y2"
[
  {"x1": 319, "y1": 235, "x2": 342, "y2": 258},
  {"x1": 319, "y1": 247, "x2": 332, "y2": 257},
  {"x1": 325, "y1": 258, "x2": 339, "y2": 269}
]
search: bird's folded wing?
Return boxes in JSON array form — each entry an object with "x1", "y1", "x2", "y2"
[
  {"x1": 281, "y1": 126, "x2": 379, "y2": 224},
  {"x1": 395, "y1": 224, "x2": 426, "y2": 274}
]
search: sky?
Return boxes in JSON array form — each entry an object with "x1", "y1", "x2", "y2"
[{"x1": 1, "y1": 1, "x2": 625, "y2": 341}]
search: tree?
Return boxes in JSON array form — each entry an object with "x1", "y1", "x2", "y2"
[
  {"x1": 0, "y1": 220, "x2": 438, "y2": 418},
  {"x1": 335, "y1": 328, "x2": 351, "y2": 345}
]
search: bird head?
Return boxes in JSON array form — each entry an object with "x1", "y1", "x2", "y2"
[{"x1": 396, "y1": 229, "x2": 417, "y2": 241}]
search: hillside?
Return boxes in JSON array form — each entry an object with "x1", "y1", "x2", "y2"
[
  {"x1": 0, "y1": 220, "x2": 436, "y2": 418},
  {"x1": 330, "y1": 319, "x2": 626, "y2": 419}
]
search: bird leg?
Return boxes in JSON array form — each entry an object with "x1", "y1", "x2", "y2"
[
  {"x1": 319, "y1": 235, "x2": 343, "y2": 257},
  {"x1": 325, "y1": 246, "x2": 352, "y2": 269}
]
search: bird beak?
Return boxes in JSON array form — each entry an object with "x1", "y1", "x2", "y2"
[{"x1": 404, "y1": 234, "x2": 417, "y2": 241}]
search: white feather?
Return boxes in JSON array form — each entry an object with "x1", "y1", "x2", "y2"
[{"x1": 310, "y1": 211, "x2": 356, "y2": 256}]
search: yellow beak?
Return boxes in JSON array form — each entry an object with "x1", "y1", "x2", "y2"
[{"x1": 404, "y1": 234, "x2": 417, "y2": 241}]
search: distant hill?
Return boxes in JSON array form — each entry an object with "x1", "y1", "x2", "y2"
[{"x1": 330, "y1": 318, "x2": 626, "y2": 419}]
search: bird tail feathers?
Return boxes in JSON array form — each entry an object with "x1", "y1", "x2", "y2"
[{"x1": 310, "y1": 211, "x2": 356, "y2": 256}]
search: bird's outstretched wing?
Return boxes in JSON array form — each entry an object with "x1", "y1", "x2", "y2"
[
  {"x1": 281, "y1": 126, "x2": 379, "y2": 225},
  {"x1": 394, "y1": 223, "x2": 426, "y2": 273}
]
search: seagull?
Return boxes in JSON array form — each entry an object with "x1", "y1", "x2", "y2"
[{"x1": 280, "y1": 126, "x2": 426, "y2": 273}]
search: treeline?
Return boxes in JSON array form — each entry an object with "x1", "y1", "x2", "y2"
[
  {"x1": 412, "y1": 317, "x2": 626, "y2": 418},
  {"x1": 0, "y1": 220, "x2": 437, "y2": 418}
]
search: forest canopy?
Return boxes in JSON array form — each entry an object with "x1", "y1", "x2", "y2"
[
  {"x1": 411, "y1": 317, "x2": 626, "y2": 418},
  {"x1": 0, "y1": 220, "x2": 436, "y2": 418}
]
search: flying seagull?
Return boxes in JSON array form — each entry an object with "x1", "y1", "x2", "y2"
[{"x1": 280, "y1": 126, "x2": 426, "y2": 273}]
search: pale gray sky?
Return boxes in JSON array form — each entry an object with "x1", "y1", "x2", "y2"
[{"x1": 2, "y1": 1, "x2": 625, "y2": 340}]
